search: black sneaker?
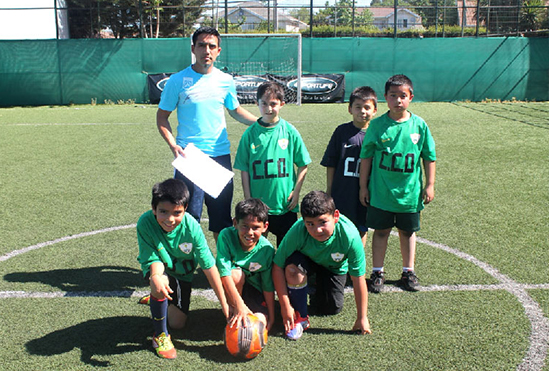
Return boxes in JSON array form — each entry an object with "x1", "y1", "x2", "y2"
[
  {"x1": 400, "y1": 271, "x2": 420, "y2": 291},
  {"x1": 368, "y1": 271, "x2": 385, "y2": 293}
]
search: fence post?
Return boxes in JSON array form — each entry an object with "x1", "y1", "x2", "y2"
[
  {"x1": 476, "y1": 0, "x2": 480, "y2": 37},
  {"x1": 309, "y1": 0, "x2": 313, "y2": 37},
  {"x1": 139, "y1": 0, "x2": 144, "y2": 38},
  {"x1": 224, "y1": 0, "x2": 228, "y2": 33},
  {"x1": 516, "y1": 0, "x2": 521, "y2": 36},
  {"x1": 461, "y1": 0, "x2": 466, "y2": 37},
  {"x1": 394, "y1": 0, "x2": 398, "y2": 38},
  {"x1": 435, "y1": 0, "x2": 439, "y2": 37}
]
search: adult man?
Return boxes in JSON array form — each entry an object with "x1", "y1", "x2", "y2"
[{"x1": 156, "y1": 27, "x2": 257, "y2": 241}]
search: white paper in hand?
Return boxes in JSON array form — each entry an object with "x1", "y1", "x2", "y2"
[{"x1": 171, "y1": 143, "x2": 234, "y2": 199}]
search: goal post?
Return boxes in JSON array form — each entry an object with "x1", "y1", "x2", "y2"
[{"x1": 192, "y1": 33, "x2": 302, "y2": 105}]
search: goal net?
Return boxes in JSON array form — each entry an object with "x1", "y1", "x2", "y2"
[{"x1": 194, "y1": 33, "x2": 302, "y2": 105}]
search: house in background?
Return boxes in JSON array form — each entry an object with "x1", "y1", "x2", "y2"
[
  {"x1": 359, "y1": 7, "x2": 423, "y2": 30},
  {"x1": 208, "y1": 1, "x2": 308, "y2": 32}
]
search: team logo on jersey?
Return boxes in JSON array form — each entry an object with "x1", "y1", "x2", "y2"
[
  {"x1": 251, "y1": 143, "x2": 261, "y2": 150},
  {"x1": 183, "y1": 77, "x2": 193, "y2": 89},
  {"x1": 249, "y1": 262, "x2": 262, "y2": 272},
  {"x1": 179, "y1": 243, "x2": 193, "y2": 254},
  {"x1": 278, "y1": 138, "x2": 289, "y2": 150},
  {"x1": 331, "y1": 252, "x2": 344, "y2": 262},
  {"x1": 410, "y1": 133, "x2": 421, "y2": 144}
]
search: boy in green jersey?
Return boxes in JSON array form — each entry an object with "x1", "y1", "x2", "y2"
[
  {"x1": 272, "y1": 191, "x2": 371, "y2": 340},
  {"x1": 234, "y1": 82, "x2": 311, "y2": 246},
  {"x1": 137, "y1": 179, "x2": 229, "y2": 359},
  {"x1": 359, "y1": 74, "x2": 436, "y2": 293},
  {"x1": 216, "y1": 198, "x2": 276, "y2": 331}
]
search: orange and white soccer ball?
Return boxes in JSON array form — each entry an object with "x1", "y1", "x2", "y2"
[{"x1": 223, "y1": 314, "x2": 268, "y2": 359}]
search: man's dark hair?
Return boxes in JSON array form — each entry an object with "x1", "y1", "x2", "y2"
[{"x1": 192, "y1": 26, "x2": 221, "y2": 46}]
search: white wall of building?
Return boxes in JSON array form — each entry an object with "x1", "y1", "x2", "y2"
[{"x1": 0, "y1": 0, "x2": 68, "y2": 40}]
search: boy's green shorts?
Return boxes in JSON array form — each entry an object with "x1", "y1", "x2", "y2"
[{"x1": 366, "y1": 206, "x2": 421, "y2": 232}]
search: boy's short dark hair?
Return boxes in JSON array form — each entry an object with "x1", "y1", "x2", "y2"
[
  {"x1": 349, "y1": 86, "x2": 377, "y2": 109},
  {"x1": 235, "y1": 198, "x2": 269, "y2": 224},
  {"x1": 192, "y1": 26, "x2": 221, "y2": 46},
  {"x1": 151, "y1": 179, "x2": 190, "y2": 209},
  {"x1": 256, "y1": 81, "x2": 285, "y2": 103},
  {"x1": 301, "y1": 191, "x2": 336, "y2": 218},
  {"x1": 385, "y1": 74, "x2": 414, "y2": 95}
]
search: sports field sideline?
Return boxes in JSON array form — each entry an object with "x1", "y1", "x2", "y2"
[{"x1": 0, "y1": 102, "x2": 548, "y2": 370}]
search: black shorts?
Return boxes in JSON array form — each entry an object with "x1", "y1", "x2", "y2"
[
  {"x1": 145, "y1": 273, "x2": 192, "y2": 314},
  {"x1": 268, "y1": 211, "x2": 297, "y2": 245},
  {"x1": 367, "y1": 205, "x2": 421, "y2": 233},
  {"x1": 285, "y1": 251, "x2": 346, "y2": 315},
  {"x1": 241, "y1": 281, "x2": 269, "y2": 318}
]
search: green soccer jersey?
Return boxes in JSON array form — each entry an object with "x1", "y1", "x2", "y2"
[
  {"x1": 234, "y1": 119, "x2": 311, "y2": 215},
  {"x1": 273, "y1": 214, "x2": 366, "y2": 277},
  {"x1": 216, "y1": 226, "x2": 275, "y2": 293},
  {"x1": 360, "y1": 112, "x2": 436, "y2": 213},
  {"x1": 136, "y1": 210, "x2": 215, "y2": 282}
]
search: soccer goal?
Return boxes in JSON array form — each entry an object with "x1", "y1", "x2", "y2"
[{"x1": 193, "y1": 33, "x2": 302, "y2": 105}]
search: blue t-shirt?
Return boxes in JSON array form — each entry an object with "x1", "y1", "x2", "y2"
[{"x1": 159, "y1": 66, "x2": 240, "y2": 157}]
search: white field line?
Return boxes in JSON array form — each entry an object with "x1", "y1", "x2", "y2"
[
  {"x1": 0, "y1": 225, "x2": 137, "y2": 263},
  {"x1": 0, "y1": 227, "x2": 547, "y2": 370}
]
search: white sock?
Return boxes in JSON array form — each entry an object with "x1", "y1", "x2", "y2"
[
  {"x1": 403, "y1": 267, "x2": 414, "y2": 272},
  {"x1": 372, "y1": 267, "x2": 384, "y2": 273}
]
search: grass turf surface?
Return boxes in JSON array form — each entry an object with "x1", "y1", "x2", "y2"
[{"x1": 0, "y1": 102, "x2": 548, "y2": 370}]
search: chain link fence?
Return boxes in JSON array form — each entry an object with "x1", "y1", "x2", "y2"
[{"x1": 1, "y1": 0, "x2": 548, "y2": 39}]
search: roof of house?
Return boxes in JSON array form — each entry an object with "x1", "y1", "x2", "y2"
[
  {"x1": 357, "y1": 7, "x2": 422, "y2": 20},
  {"x1": 217, "y1": 1, "x2": 306, "y2": 25}
]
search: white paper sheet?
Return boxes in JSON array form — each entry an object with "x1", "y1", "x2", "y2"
[{"x1": 171, "y1": 143, "x2": 234, "y2": 199}]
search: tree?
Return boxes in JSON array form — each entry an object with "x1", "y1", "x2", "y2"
[
  {"x1": 65, "y1": 0, "x2": 206, "y2": 39},
  {"x1": 476, "y1": 0, "x2": 521, "y2": 34},
  {"x1": 314, "y1": 0, "x2": 374, "y2": 27},
  {"x1": 520, "y1": 0, "x2": 547, "y2": 31},
  {"x1": 289, "y1": 7, "x2": 310, "y2": 24}
]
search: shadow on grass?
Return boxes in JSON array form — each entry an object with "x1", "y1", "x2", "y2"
[
  {"x1": 26, "y1": 315, "x2": 150, "y2": 367},
  {"x1": 177, "y1": 308, "x2": 280, "y2": 364},
  {"x1": 4, "y1": 265, "x2": 144, "y2": 292},
  {"x1": 25, "y1": 308, "x2": 265, "y2": 367},
  {"x1": 4, "y1": 265, "x2": 225, "y2": 292}
]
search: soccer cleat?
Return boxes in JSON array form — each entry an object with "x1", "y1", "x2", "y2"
[
  {"x1": 138, "y1": 294, "x2": 151, "y2": 305},
  {"x1": 400, "y1": 271, "x2": 420, "y2": 291},
  {"x1": 296, "y1": 313, "x2": 310, "y2": 331},
  {"x1": 286, "y1": 322, "x2": 304, "y2": 341},
  {"x1": 152, "y1": 332, "x2": 177, "y2": 359},
  {"x1": 368, "y1": 271, "x2": 386, "y2": 293},
  {"x1": 285, "y1": 313, "x2": 310, "y2": 340}
]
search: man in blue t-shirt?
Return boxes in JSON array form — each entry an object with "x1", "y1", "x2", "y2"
[{"x1": 156, "y1": 26, "x2": 257, "y2": 242}]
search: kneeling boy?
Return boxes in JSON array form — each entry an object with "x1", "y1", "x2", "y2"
[
  {"x1": 137, "y1": 179, "x2": 229, "y2": 359},
  {"x1": 216, "y1": 198, "x2": 276, "y2": 331},
  {"x1": 272, "y1": 191, "x2": 371, "y2": 340}
]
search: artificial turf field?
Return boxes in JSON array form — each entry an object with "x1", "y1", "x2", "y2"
[{"x1": 0, "y1": 101, "x2": 548, "y2": 370}]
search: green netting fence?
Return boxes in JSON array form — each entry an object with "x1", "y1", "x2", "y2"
[{"x1": 0, "y1": 37, "x2": 547, "y2": 107}]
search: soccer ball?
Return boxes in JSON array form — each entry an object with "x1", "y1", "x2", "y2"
[{"x1": 224, "y1": 314, "x2": 268, "y2": 359}]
